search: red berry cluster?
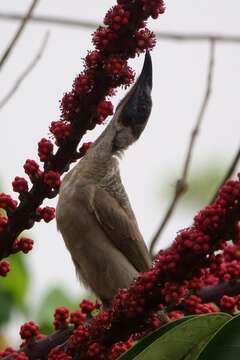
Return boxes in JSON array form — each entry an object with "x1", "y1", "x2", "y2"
[
  {"x1": 73, "y1": 73, "x2": 94, "y2": 95},
  {"x1": 108, "y1": 339, "x2": 133, "y2": 360},
  {"x1": 79, "y1": 299, "x2": 99, "y2": 314},
  {"x1": 219, "y1": 295, "x2": 239, "y2": 312},
  {"x1": 134, "y1": 29, "x2": 156, "y2": 54},
  {"x1": 85, "y1": 51, "x2": 101, "y2": 68},
  {"x1": 69, "y1": 309, "x2": 87, "y2": 327},
  {"x1": 103, "y1": 56, "x2": 135, "y2": 87},
  {"x1": 0, "y1": 259, "x2": 10, "y2": 276},
  {"x1": 23, "y1": 159, "x2": 39, "y2": 176},
  {"x1": 48, "y1": 347, "x2": 72, "y2": 360},
  {"x1": 87, "y1": 342, "x2": 105, "y2": 359},
  {"x1": 92, "y1": 27, "x2": 118, "y2": 52},
  {"x1": 0, "y1": 349, "x2": 28, "y2": 360},
  {"x1": 104, "y1": 5, "x2": 130, "y2": 31}
]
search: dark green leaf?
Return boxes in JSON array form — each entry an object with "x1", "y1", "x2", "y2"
[
  {"x1": 120, "y1": 316, "x2": 194, "y2": 360},
  {"x1": 129, "y1": 313, "x2": 231, "y2": 360},
  {"x1": 198, "y1": 313, "x2": 240, "y2": 360}
]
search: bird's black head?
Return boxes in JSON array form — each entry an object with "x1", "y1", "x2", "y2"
[{"x1": 119, "y1": 51, "x2": 153, "y2": 139}]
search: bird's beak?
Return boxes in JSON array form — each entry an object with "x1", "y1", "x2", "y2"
[
  {"x1": 120, "y1": 51, "x2": 153, "y2": 139},
  {"x1": 136, "y1": 50, "x2": 153, "y2": 94}
]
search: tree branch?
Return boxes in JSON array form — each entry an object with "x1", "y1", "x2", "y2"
[
  {"x1": 210, "y1": 147, "x2": 240, "y2": 203},
  {"x1": 2, "y1": 327, "x2": 73, "y2": 360},
  {"x1": 197, "y1": 279, "x2": 240, "y2": 303},
  {"x1": 0, "y1": 32, "x2": 49, "y2": 110},
  {"x1": 1, "y1": 13, "x2": 240, "y2": 43},
  {"x1": 149, "y1": 40, "x2": 216, "y2": 257},
  {"x1": 3, "y1": 278, "x2": 240, "y2": 360},
  {"x1": 0, "y1": 0, "x2": 39, "y2": 71}
]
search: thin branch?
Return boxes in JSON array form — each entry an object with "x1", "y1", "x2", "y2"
[
  {"x1": 0, "y1": 0, "x2": 39, "y2": 71},
  {"x1": 0, "y1": 32, "x2": 49, "y2": 110},
  {"x1": 149, "y1": 40, "x2": 216, "y2": 257},
  {"x1": 1, "y1": 13, "x2": 240, "y2": 44},
  {"x1": 197, "y1": 279, "x2": 240, "y2": 303},
  {"x1": 210, "y1": 147, "x2": 240, "y2": 203}
]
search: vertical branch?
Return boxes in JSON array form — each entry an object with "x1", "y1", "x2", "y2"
[
  {"x1": 149, "y1": 40, "x2": 216, "y2": 257},
  {"x1": 0, "y1": 0, "x2": 39, "y2": 71}
]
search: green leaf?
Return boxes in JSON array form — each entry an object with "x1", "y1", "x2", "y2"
[
  {"x1": 130, "y1": 313, "x2": 231, "y2": 360},
  {"x1": 197, "y1": 313, "x2": 240, "y2": 360},
  {"x1": 120, "y1": 316, "x2": 194, "y2": 360},
  {"x1": 0, "y1": 290, "x2": 14, "y2": 325},
  {"x1": 0, "y1": 253, "x2": 29, "y2": 312}
]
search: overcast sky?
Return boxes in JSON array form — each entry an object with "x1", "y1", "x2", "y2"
[{"x1": 0, "y1": 0, "x2": 240, "y2": 330}]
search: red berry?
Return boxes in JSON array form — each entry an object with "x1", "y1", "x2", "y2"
[
  {"x1": 0, "y1": 193, "x2": 17, "y2": 211},
  {"x1": 50, "y1": 121, "x2": 71, "y2": 144},
  {"x1": 12, "y1": 177, "x2": 28, "y2": 193},
  {"x1": 44, "y1": 171, "x2": 61, "y2": 189},
  {"x1": 38, "y1": 138, "x2": 54, "y2": 162},
  {"x1": 13, "y1": 237, "x2": 34, "y2": 254},
  {"x1": 36, "y1": 207, "x2": 55, "y2": 223},
  {"x1": 20, "y1": 321, "x2": 39, "y2": 340},
  {"x1": 79, "y1": 299, "x2": 95, "y2": 313},
  {"x1": 23, "y1": 160, "x2": 39, "y2": 175},
  {"x1": 0, "y1": 260, "x2": 10, "y2": 276},
  {"x1": 69, "y1": 310, "x2": 87, "y2": 327},
  {"x1": 96, "y1": 100, "x2": 113, "y2": 124}
]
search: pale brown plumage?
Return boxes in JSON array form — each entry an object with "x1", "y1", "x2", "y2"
[{"x1": 56, "y1": 52, "x2": 153, "y2": 305}]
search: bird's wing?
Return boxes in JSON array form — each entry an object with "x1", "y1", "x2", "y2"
[{"x1": 91, "y1": 186, "x2": 152, "y2": 272}]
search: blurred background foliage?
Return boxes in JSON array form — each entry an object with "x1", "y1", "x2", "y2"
[
  {"x1": 0, "y1": 185, "x2": 94, "y2": 347},
  {"x1": 0, "y1": 252, "x2": 93, "y2": 348},
  {"x1": 157, "y1": 161, "x2": 226, "y2": 209}
]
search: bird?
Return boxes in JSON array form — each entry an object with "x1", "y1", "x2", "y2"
[{"x1": 56, "y1": 52, "x2": 153, "y2": 307}]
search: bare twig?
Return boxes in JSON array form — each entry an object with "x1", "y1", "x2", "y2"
[
  {"x1": 0, "y1": 0, "x2": 39, "y2": 71},
  {"x1": 1, "y1": 13, "x2": 240, "y2": 44},
  {"x1": 210, "y1": 147, "x2": 240, "y2": 203},
  {"x1": 0, "y1": 32, "x2": 49, "y2": 110},
  {"x1": 149, "y1": 40, "x2": 216, "y2": 257}
]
